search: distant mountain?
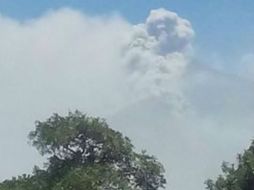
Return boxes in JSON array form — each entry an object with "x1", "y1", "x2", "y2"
[{"x1": 108, "y1": 63, "x2": 254, "y2": 190}]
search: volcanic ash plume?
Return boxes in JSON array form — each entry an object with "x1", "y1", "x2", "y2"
[{"x1": 123, "y1": 8, "x2": 194, "y2": 108}]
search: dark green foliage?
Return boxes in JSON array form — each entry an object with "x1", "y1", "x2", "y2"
[
  {"x1": 0, "y1": 111, "x2": 166, "y2": 190},
  {"x1": 205, "y1": 141, "x2": 254, "y2": 190}
]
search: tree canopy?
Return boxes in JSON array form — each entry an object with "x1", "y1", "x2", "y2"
[
  {"x1": 0, "y1": 111, "x2": 166, "y2": 190},
  {"x1": 205, "y1": 141, "x2": 254, "y2": 190}
]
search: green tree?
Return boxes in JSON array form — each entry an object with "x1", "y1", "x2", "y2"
[
  {"x1": 0, "y1": 111, "x2": 166, "y2": 190},
  {"x1": 205, "y1": 141, "x2": 254, "y2": 190}
]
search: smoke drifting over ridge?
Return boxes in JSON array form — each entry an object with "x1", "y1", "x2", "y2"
[
  {"x1": 0, "y1": 7, "x2": 254, "y2": 190},
  {"x1": 0, "y1": 7, "x2": 193, "y2": 179},
  {"x1": 0, "y1": 8, "x2": 193, "y2": 111}
]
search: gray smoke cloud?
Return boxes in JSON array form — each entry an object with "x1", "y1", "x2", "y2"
[
  {"x1": 0, "y1": 8, "x2": 253, "y2": 190},
  {"x1": 123, "y1": 8, "x2": 194, "y2": 110},
  {"x1": 145, "y1": 8, "x2": 194, "y2": 54}
]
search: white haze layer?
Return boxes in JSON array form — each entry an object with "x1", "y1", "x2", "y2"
[{"x1": 0, "y1": 8, "x2": 254, "y2": 190}]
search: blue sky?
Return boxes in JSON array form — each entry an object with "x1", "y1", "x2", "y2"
[{"x1": 0, "y1": 0, "x2": 253, "y2": 61}]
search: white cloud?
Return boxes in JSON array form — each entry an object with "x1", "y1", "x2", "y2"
[
  {"x1": 0, "y1": 8, "x2": 132, "y2": 180},
  {"x1": 0, "y1": 7, "x2": 254, "y2": 190}
]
